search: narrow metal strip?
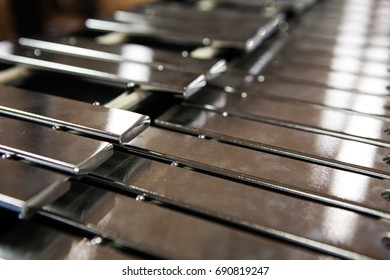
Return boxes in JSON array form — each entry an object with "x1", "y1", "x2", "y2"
[
  {"x1": 100, "y1": 150, "x2": 390, "y2": 259},
  {"x1": 0, "y1": 85, "x2": 150, "y2": 143},
  {"x1": 156, "y1": 105, "x2": 390, "y2": 179},
  {"x1": 185, "y1": 88, "x2": 390, "y2": 147},
  {"x1": 0, "y1": 211, "x2": 139, "y2": 259},
  {"x1": 0, "y1": 42, "x2": 206, "y2": 97},
  {"x1": 43, "y1": 182, "x2": 331, "y2": 259},
  {"x1": 211, "y1": 75, "x2": 390, "y2": 119},
  {"x1": 264, "y1": 63, "x2": 390, "y2": 97},
  {"x1": 127, "y1": 127, "x2": 390, "y2": 221},
  {"x1": 0, "y1": 116, "x2": 113, "y2": 174},
  {"x1": 18, "y1": 37, "x2": 227, "y2": 78},
  {"x1": 0, "y1": 159, "x2": 70, "y2": 219}
]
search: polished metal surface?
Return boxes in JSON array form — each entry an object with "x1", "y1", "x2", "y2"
[
  {"x1": 264, "y1": 63, "x2": 390, "y2": 97},
  {"x1": 127, "y1": 127, "x2": 390, "y2": 220},
  {"x1": 43, "y1": 182, "x2": 332, "y2": 259},
  {"x1": 86, "y1": 12, "x2": 283, "y2": 52},
  {"x1": 0, "y1": 211, "x2": 139, "y2": 260},
  {"x1": 18, "y1": 37, "x2": 227, "y2": 78},
  {"x1": 92, "y1": 151, "x2": 390, "y2": 259},
  {"x1": 156, "y1": 105, "x2": 390, "y2": 179},
  {"x1": 0, "y1": 159, "x2": 69, "y2": 218},
  {"x1": 277, "y1": 51, "x2": 390, "y2": 79},
  {"x1": 0, "y1": 42, "x2": 206, "y2": 97},
  {"x1": 185, "y1": 88, "x2": 390, "y2": 147},
  {"x1": 0, "y1": 116, "x2": 113, "y2": 174},
  {"x1": 0, "y1": 85, "x2": 150, "y2": 143},
  {"x1": 211, "y1": 75, "x2": 390, "y2": 119}
]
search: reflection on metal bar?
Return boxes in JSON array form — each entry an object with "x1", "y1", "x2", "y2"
[
  {"x1": 156, "y1": 105, "x2": 390, "y2": 179},
  {"x1": 0, "y1": 116, "x2": 113, "y2": 174},
  {"x1": 86, "y1": 13, "x2": 283, "y2": 52},
  {"x1": 42, "y1": 182, "x2": 331, "y2": 259},
  {"x1": 92, "y1": 151, "x2": 390, "y2": 259},
  {"x1": 127, "y1": 127, "x2": 390, "y2": 221},
  {"x1": 210, "y1": 75, "x2": 390, "y2": 119},
  {"x1": 0, "y1": 41, "x2": 206, "y2": 97},
  {"x1": 0, "y1": 85, "x2": 150, "y2": 143},
  {"x1": 0, "y1": 210, "x2": 139, "y2": 259},
  {"x1": 0, "y1": 159, "x2": 70, "y2": 219},
  {"x1": 185, "y1": 88, "x2": 390, "y2": 147},
  {"x1": 18, "y1": 37, "x2": 227, "y2": 78}
]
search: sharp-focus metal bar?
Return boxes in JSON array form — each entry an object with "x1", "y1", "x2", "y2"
[
  {"x1": 156, "y1": 105, "x2": 390, "y2": 179},
  {"x1": 0, "y1": 211, "x2": 140, "y2": 259},
  {"x1": 86, "y1": 12, "x2": 283, "y2": 52},
  {"x1": 18, "y1": 37, "x2": 227, "y2": 78},
  {"x1": 210, "y1": 75, "x2": 390, "y2": 119},
  {"x1": 127, "y1": 127, "x2": 390, "y2": 220},
  {"x1": 0, "y1": 159, "x2": 70, "y2": 219},
  {"x1": 43, "y1": 182, "x2": 331, "y2": 259},
  {"x1": 0, "y1": 116, "x2": 113, "y2": 174},
  {"x1": 185, "y1": 88, "x2": 390, "y2": 147},
  {"x1": 0, "y1": 42, "x2": 206, "y2": 97},
  {"x1": 92, "y1": 151, "x2": 390, "y2": 259},
  {"x1": 0, "y1": 85, "x2": 150, "y2": 143}
]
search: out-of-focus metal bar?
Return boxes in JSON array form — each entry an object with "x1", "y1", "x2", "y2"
[
  {"x1": 18, "y1": 37, "x2": 227, "y2": 78},
  {"x1": 0, "y1": 116, "x2": 113, "y2": 175},
  {"x1": 0, "y1": 210, "x2": 141, "y2": 259},
  {"x1": 0, "y1": 159, "x2": 70, "y2": 219},
  {"x1": 0, "y1": 85, "x2": 150, "y2": 143},
  {"x1": 0, "y1": 42, "x2": 206, "y2": 97}
]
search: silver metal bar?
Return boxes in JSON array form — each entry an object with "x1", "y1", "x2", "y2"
[
  {"x1": 0, "y1": 85, "x2": 150, "y2": 143},
  {"x1": 18, "y1": 37, "x2": 227, "y2": 79},
  {"x1": 0, "y1": 159, "x2": 70, "y2": 219},
  {"x1": 43, "y1": 182, "x2": 332, "y2": 259},
  {"x1": 0, "y1": 116, "x2": 113, "y2": 175},
  {"x1": 0, "y1": 41, "x2": 206, "y2": 97},
  {"x1": 0, "y1": 212, "x2": 140, "y2": 259},
  {"x1": 156, "y1": 105, "x2": 390, "y2": 179},
  {"x1": 210, "y1": 75, "x2": 390, "y2": 119},
  {"x1": 86, "y1": 13, "x2": 283, "y2": 52},
  {"x1": 264, "y1": 63, "x2": 390, "y2": 97},
  {"x1": 283, "y1": 39, "x2": 390, "y2": 63},
  {"x1": 277, "y1": 52, "x2": 390, "y2": 79},
  {"x1": 185, "y1": 88, "x2": 390, "y2": 147},
  {"x1": 93, "y1": 152, "x2": 390, "y2": 259},
  {"x1": 127, "y1": 127, "x2": 390, "y2": 221}
]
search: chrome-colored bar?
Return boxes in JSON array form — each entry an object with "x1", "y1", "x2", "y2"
[
  {"x1": 92, "y1": 151, "x2": 390, "y2": 259},
  {"x1": 185, "y1": 88, "x2": 390, "y2": 147},
  {"x1": 277, "y1": 52, "x2": 390, "y2": 79},
  {"x1": 156, "y1": 105, "x2": 390, "y2": 179},
  {"x1": 127, "y1": 127, "x2": 390, "y2": 221},
  {"x1": 264, "y1": 63, "x2": 389, "y2": 96},
  {"x1": 0, "y1": 85, "x2": 150, "y2": 143},
  {"x1": 86, "y1": 13, "x2": 283, "y2": 52},
  {"x1": 0, "y1": 41, "x2": 206, "y2": 97},
  {"x1": 210, "y1": 74, "x2": 390, "y2": 119},
  {"x1": 0, "y1": 211, "x2": 140, "y2": 259},
  {"x1": 43, "y1": 182, "x2": 330, "y2": 259},
  {"x1": 0, "y1": 116, "x2": 113, "y2": 175},
  {"x1": 0, "y1": 159, "x2": 70, "y2": 219},
  {"x1": 18, "y1": 37, "x2": 227, "y2": 78}
]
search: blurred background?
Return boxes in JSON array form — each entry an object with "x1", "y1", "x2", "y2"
[{"x1": 0, "y1": 0, "x2": 154, "y2": 40}]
